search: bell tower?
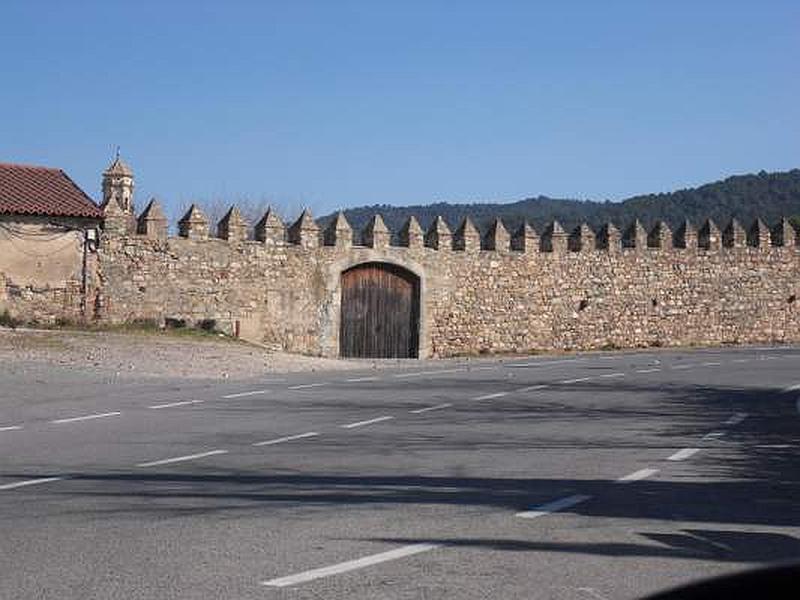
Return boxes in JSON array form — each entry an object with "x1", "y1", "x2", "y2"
[{"x1": 102, "y1": 148, "x2": 135, "y2": 215}]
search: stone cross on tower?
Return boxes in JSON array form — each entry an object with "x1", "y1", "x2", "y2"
[{"x1": 102, "y1": 148, "x2": 135, "y2": 215}]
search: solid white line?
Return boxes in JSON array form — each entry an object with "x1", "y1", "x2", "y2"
[
  {"x1": 288, "y1": 383, "x2": 328, "y2": 390},
  {"x1": 616, "y1": 468, "x2": 659, "y2": 483},
  {"x1": 0, "y1": 425, "x2": 22, "y2": 432},
  {"x1": 515, "y1": 384, "x2": 549, "y2": 393},
  {"x1": 149, "y1": 400, "x2": 203, "y2": 409},
  {"x1": 51, "y1": 411, "x2": 121, "y2": 424},
  {"x1": 667, "y1": 448, "x2": 701, "y2": 461},
  {"x1": 253, "y1": 432, "x2": 319, "y2": 446},
  {"x1": 755, "y1": 444, "x2": 792, "y2": 449},
  {"x1": 345, "y1": 376, "x2": 380, "y2": 382},
  {"x1": 0, "y1": 476, "x2": 64, "y2": 491},
  {"x1": 516, "y1": 494, "x2": 592, "y2": 519},
  {"x1": 222, "y1": 389, "x2": 269, "y2": 399},
  {"x1": 410, "y1": 403, "x2": 452, "y2": 414},
  {"x1": 559, "y1": 377, "x2": 590, "y2": 384},
  {"x1": 725, "y1": 412, "x2": 748, "y2": 425},
  {"x1": 261, "y1": 543, "x2": 438, "y2": 588},
  {"x1": 340, "y1": 416, "x2": 394, "y2": 429},
  {"x1": 392, "y1": 368, "x2": 466, "y2": 379},
  {"x1": 136, "y1": 449, "x2": 228, "y2": 467},
  {"x1": 472, "y1": 392, "x2": 508, "y2": 401},
  {"x1": 599, "y1": 372, "x2": 625, "y2": 378},
  {"x1": 636, "y1": 368, "x2": 661, "y2": 373}
]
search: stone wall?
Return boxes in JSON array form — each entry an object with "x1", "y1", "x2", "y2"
[
  {"x1": 95, "y1": 208, "x2": 800, "y2": 357},
  {"x1": 0, "y1": 215, "x2": 100, "y2": 324}
]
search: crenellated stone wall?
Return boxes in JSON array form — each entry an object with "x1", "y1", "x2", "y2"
[{"x1": 94, "y1": 203, "x2": 800, "y2": 358}]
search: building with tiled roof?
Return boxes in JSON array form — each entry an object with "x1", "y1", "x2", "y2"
[{"x1": 1, "y1": 160, "x2": 106, "y2": 324}]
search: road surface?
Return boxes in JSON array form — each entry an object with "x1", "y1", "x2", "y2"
[{"x1": 1, "y1": 346, "x2": 799, "y2": 599}]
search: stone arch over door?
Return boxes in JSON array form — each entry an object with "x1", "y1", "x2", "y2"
[{"x1": 339, "y1": 261, "x2": 420, "y2": 358}]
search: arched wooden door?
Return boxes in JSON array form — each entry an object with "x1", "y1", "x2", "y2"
[{"x1": 339, "y1": 262, "x2": 420, "y2": 358}]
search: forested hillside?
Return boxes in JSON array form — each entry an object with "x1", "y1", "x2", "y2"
[{"x1": 322, "y1": 169, "x2": 800, "y2": 237}]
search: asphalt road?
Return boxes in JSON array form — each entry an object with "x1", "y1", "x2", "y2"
[{"x1": 1, "y1": 346, "x2": 799, "y2": 599}]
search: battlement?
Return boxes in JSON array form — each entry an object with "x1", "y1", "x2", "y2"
[{"x1": 109, "y1": 200, "x2": 800, "y2": 253}]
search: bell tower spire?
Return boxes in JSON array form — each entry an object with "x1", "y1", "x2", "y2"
[{"x1": 102, "y1": 149, "x2": 135, "y2": 215}]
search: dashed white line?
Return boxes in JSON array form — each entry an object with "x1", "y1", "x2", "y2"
[
  {"x1": 731, "y1": 358, "x2": 750, "y2": 363},
  {"x1": 599, "y1": 372, "x2": 625, "y2": 379},
  {"x1": 288, "y1": 383, "x2": 328, "y2": 390},
  {"x1": 755, "y1": 444, "x2": 792, "y2": 449},
  {"x1": 472, "y1": 392, "x2": 508, "y2": 401},
  {"x1": 0, "y1": 476, "x2": 64, "y2": 491},
  {"x1": 516, "y1": 494, "x2": 592, "y2": 519},
  {"x1": 253, "y1": 432, "x2": 319, "y2": 447},
  {"x1": 136, "y1": 449, "x2": 228, "y2": 467},
  {"x1": 410, "y1": 403, "x2": 452, "y2": 414},
  {"x1": 616, "y1": 468, "x2": 659, "y2": 483},
  {"x1": 515, "y1": 384, "x2": 549, "y2": 393},
  {"x1": 671, "y1": 364, "x2": 693, "y2": 370},
  {"x1": 0, "y1": 425, "x2": 22, "y2": 432},
  {"x1": 149, "y1": 400, "x2": 203, "y2": 409},
  {"x1": 559, "y1": 377, "x2": 591, "y2": 384},
  {"x1": 701, "y1": 361, "x2": 722, "y2": 367},
  {"x1": 261, "y1": 543, "x2": 438, "y2": 588},
  {"x1": 222, "y1": 389, "x2": 269, "y2": 399},
  {"x1": 393, "y1": 368, "x2": 466, "y2": 379},
  {"x1": 346, "y1": 376, "x2": 380, "y2": 382},
  {"x1": 51, "y1": 411, "x2": 122, "y2": 424},
  {"x1": 725, "y1": 412, "x2": 748, "y2": 426},
  {"x1": 340, "y1": 416, "x2": 395, "y2": 429},
  {"x1": 507, "y1": 359, "x2": 582, "y2": 368},
  {"x1": 703, "y1": 431, "x2": 726, "y2": 440},
  {"x1": 667, "y1": 448, "x2": 701, "y2": 461},
  {"x1": 636, "y1": 368, "x2": 661, "y2": 373}
]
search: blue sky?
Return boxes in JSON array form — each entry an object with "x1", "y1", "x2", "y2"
[{"x1": 2, "y1": 1, "x2": 799, "y2": 221}]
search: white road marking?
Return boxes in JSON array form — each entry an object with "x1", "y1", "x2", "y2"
[
  {"x1": 667, "y1": 448, "x2": 701, "y2": 461},
  {"x1": 515, "y1": 384, "x2": 549, "y2": 392},
  {"x1": 559, "y1": 377, "x2": 591, "y2": 384},
  {"x1": 222, "y1": 389, "x2": 269, "y2": 399},
  {"x1": 617, "y1": 468, "x2": 659, "y2": 483},
  {"x1": 783, "y1": 383, "x2": 800, "y2": 393},
  {"x1": 471, "y1": 365, "x2": 498, "y2": 371},
  {"x1": 671, "y1": 364, "x2": 693, "y2": 370},
  {"x1": 703, "y1": 431, "x2": 726, "y2": 439},
  {"x1": 0, "y1": 476, "x2": 64, "y2": 491},
  {"x1": 149, "y1": 400, "x2": 203, "y2": 409},
  {"x1": 345, "y1": 376, "x2": 380, "y2": 382},
  {"x1": 725, "y1": 412, "x2": 748, "y2": 426},
  {"x1": 253, "y1": 432, "x2": 319, "y2": 446},
  {"x1": 599, "y1": 372, "x2": 625, "y2": 379},
  {"x1": 516, "y1": 493, "x2": 592, "y2": 519},
  {"x1": 136, "y1": 449, "x2": 228, "y2": 467},
  {"x1": 340, "y1": 416, "x2": 394, "y2": 429},
  {"x1": 51, "y1": 411, "x2": 121, "y2": 424},
  {"x1": 636, "y1": 368, "x2": 661, "y2": 373},
  {"x1": 261, "y1": 543, "x2": 438, "y2": 588},
  {"x1": 755, "y1": 444, "x2": 792, "y2": 449},
  {"x1": 472, "y1": 392, "x2": 508, "y2": 401},
  {"x1": 288, "y1": 383, "x2": 328, "y2": 390},
  {"x1": 0, "y1": 425, "x2": 22, "y2": 432},
  {"x1": 393, "y1": 368, "x2": 466, "y2": 379},
  {"x1": 410, "y1": 403, "x2": 452, "y2": 414},
  {"x1": 701, "y1": 361, "x2": 722, "y2": 367},
  {"x1": 731, "y1": 358, "x2": 750, "y2": 363},
  {"x1": 507, "y1": 359, "x2": 581, "y2": 368}
]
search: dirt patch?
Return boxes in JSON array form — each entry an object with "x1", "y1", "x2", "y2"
[{"x1": 0, "y1": 328, "x2": 385, "y2": 380}]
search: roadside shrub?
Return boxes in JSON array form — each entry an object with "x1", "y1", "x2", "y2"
[{"x1": 0, "y1": 310, "x2": 21, "y2": 329}]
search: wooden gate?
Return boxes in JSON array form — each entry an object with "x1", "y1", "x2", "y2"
[{"x1": 339, "y1": 262, "x2": 420, "y2": 358}]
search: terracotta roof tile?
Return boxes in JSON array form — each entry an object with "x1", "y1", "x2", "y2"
[{"x1": 0, "y1": 162, "x2": 103, "y2": 219}]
